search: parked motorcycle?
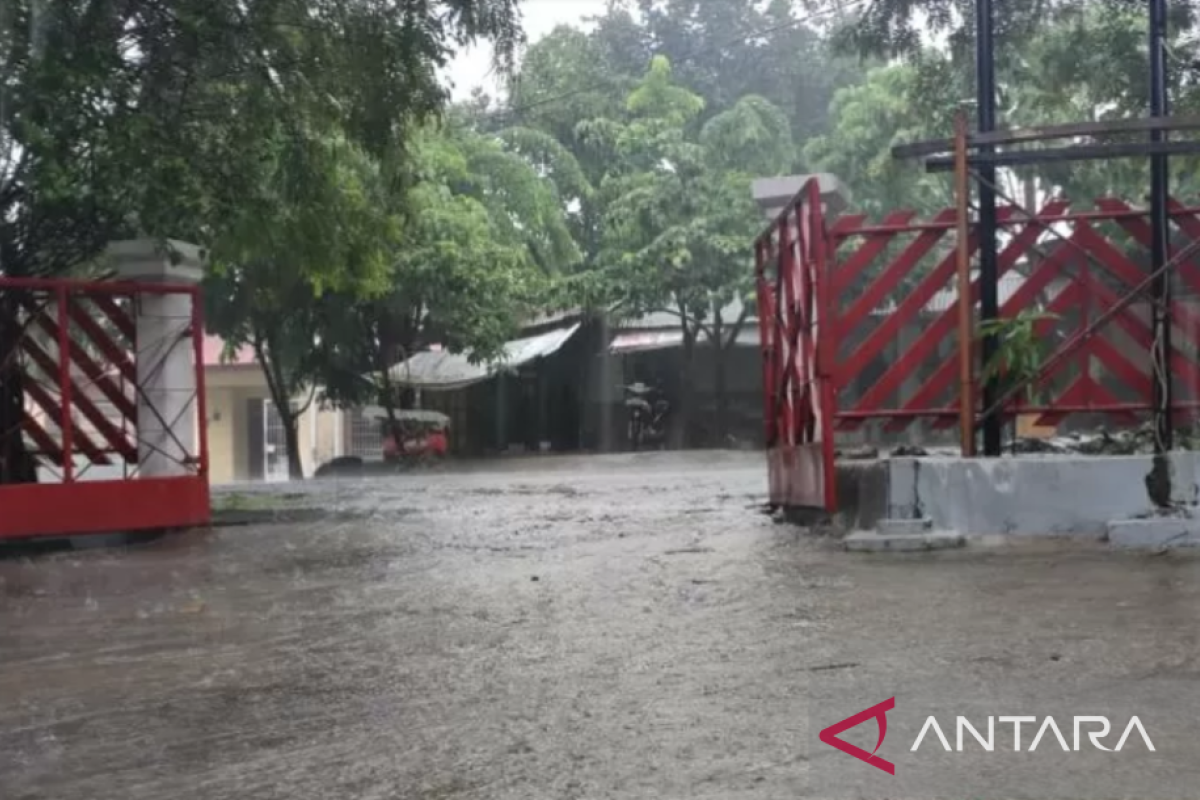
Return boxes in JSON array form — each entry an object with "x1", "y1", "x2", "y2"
[{"x1": 624, "y1": 383, "x2": 669, "y2": 450}]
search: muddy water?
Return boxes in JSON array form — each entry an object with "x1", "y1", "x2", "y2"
[{"x1": 2, "y1": 451, "x2": 1200, "y2": 799}]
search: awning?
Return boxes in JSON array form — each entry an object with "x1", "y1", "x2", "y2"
[
  {"x1": 609, "y1": 328, "x2": 760, "y2": 354},
  {"x1": 387, "y1": 323, "x2": 580, "y2": 391},
  {"x1": 360, "y1": 407, "x2": 451, "y2": 425},
  {"x1": 610, "y1": 330, "x2": 684, "y2": 353}
]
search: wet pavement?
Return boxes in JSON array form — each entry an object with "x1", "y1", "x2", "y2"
[{"x1": 2, "y1": 451, "x2": 1200, "y2": 799}]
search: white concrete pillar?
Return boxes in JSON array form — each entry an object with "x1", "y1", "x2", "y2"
[
  {"x1": 751, "y1": 173, "x2": 851, "y2": 224},
  {"x1": 107, "y1": 239, "x2": 205, "y2": 479}
]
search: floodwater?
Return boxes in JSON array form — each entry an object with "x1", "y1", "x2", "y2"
[{"x1": 3, "y1": 451, "x2": 1200, "y2": 799}]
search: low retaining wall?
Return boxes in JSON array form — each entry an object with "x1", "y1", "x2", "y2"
[{"x1": 835, "y1": 453, "x2": 1200, "y2": 537}]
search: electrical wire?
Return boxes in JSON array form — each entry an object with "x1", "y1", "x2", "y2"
[{"x1": 480, "y1": 0, "x2": 868, "y2": 122}]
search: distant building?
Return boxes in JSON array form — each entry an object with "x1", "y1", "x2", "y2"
[{"x1": 388, "y1": 303, "x2": 764, "y2": 453}]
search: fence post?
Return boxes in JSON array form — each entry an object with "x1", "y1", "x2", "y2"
[
  {"x1": 57, "y1": 286, "x2": 73, "y2": 482},
  {"x1": 754, "y1": 239, "x2": 775, "y2": 448},
  {"x1": 954, "y1": 109, "x2": 977, "y2": 457},
  {"x1": 809, "y1": 179, "x2": 838, "y2": 512}
]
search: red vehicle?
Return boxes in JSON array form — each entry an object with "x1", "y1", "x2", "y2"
[{"x1": 373, "y1": 407, "x2": 451, "y2": 461}]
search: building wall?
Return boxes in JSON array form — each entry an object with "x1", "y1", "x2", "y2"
[
  {"x1": 230, "y1": 392, "x2": 252, "y2": 480},
  {"x1": 311, "y1": 404, "x2": 341, "y2": 468},
  {"x1": 204, "y1": 366, "x2": 338, "y2": 483},
  {"x1": 205, "y1": 386, "x2": 238, "y2": 485}
]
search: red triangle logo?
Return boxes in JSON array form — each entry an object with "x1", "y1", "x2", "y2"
[{"x1": 818, "y1": 697, "x2": 896, "y2": 775}]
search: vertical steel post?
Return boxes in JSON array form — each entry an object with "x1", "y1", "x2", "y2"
[
  {"x1": 975, "y1": 0, "x2": 1002, "y2": 456},
  {"x1": 190, "y1": 285, "x2": 209, "y2": 478},
  {"x1": 954, "y1": 110, "x2": 977, "y2": 457},
  {"x1": 1149, "y1": 0, "x2": 1173, "y2": 455},
  {"x1": 57, "y1": 287, "x2": 73, "y2": 482},
  {"x1": 755, "y1": 239, "x2": 775, "y2": 448},
  {"x1": 809, "y1": 180, "x2": 838, "y2": 512}
]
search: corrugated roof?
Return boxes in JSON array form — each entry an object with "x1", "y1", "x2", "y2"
[
  {"x1": 388, "y1": 323, "x2": 581, "y2": 391},
  {"x1": 609, "y1": 328, "x2": 759, "y2": 353},
  {"x1": 616, "y1": 297, "x2": 754, "y2": 331},
  {"x1": 522, "y1": 308, "x2": 583, "y2": 329}
]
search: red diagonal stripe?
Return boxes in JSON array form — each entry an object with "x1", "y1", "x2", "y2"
[
  {"x1": 19, "y1": 334, "x2": 135, "y2": 461},
  {"x1": 21, "y1": 298, "x2": 137, "y2": 421},
  {"x1": 21, "y1": 416, "x2": 62, "y2": 462},
  {"x1": 838, "y1": 208, "x2": 956, "y2": 337},
  {"x1": 830, "y1": 210, "x2": 918, "y2": 296},
  {"x1": 69, "y1": 298, "x2": 136, "y2": 385},
  {"x1": 23, "y1": 379, "x2": 112, "y2": 465},
  {"x1": 90, "y1": 294, "x2": 135, "y2": 342},
  {"x1": 842, "y1": 200, "x2": 1070, "y2": 418}
]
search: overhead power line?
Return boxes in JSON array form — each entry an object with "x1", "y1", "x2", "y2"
[{"x1": 480, "y1": 0, "x2": 868, "y2": 122}]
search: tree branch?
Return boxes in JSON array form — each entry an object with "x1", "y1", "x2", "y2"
[
  {"x1": 723, "y1": 299, "x2": 753, "y2": 350},
  {"x1": 656, "y1": 302, "x2": 712, "y2": 340}
]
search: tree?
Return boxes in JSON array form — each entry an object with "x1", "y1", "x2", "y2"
[
  {"x1": 601, "y1": 0, "x2": 861, "y2": 157},
  {"x1": 804, "y1": 59, "x2": 957, "y2": 219},
  {"x1": 591, "y1": 56, "x2": 795, "y2": 444},
  {"x1": 314, "y1": 119, "x2": 581, "y2": 433},
  {"x1": 0, "y1": 0, "x2": 524, "y2": 484},
  {"x1": 830, "y1": 0, "x2": 1200, "y2": 65},
  {"x1": 205, "y1": 131, "x2": 397, "y2": 479},
  {"x1": 829, "y1": 0, "x2": 1200, "y2": 205}
]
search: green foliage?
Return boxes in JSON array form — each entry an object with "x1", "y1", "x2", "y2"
[
  {"x1": 624, "y1": 0, "x2": 862, "y2": 147},
  {"x1": 979, "y1": 311, "x2": 1060, "y2": 406},
  {"x1": 0, "y1": 0, "x2": 525, "y2": 279},
  {"x1": 18, "y1": 0, "x2": 1200, "y2": 468},
  {"x1": 804, "y1": 60, "x2": 955, "y2": 217},
  {"x1": 314, "y1": 119, "x2": 581, "y2": 412},
  {"x1": 589, "y1": 57, "x2": 790, "y2": 327},
  {"x1": 830, "y1": 0, "x2": 1200, "y2": 207}
]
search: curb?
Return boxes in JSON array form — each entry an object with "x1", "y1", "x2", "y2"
[{"x1": 209, "y1": 507, "x2": 350, "y2": 528}]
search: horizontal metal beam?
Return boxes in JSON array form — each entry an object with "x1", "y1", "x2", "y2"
[
  {"x1": 893, "y1": 115, "x2": 1200, "y2": 160},
  {"x1": 923, "y1": 139, "x2": 1200, "y2": 172}
]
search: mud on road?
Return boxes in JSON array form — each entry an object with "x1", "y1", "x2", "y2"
[{"x1": 2, "y1": 451, "x2": 1200, "y2": 799}]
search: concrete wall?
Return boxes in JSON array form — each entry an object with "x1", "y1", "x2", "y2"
[
  {"x1": 881, "y1": 453, "x2": 1200, "y2": 536},
  {"x1": 311, "y1": 405, "x2": 341, "y2": 469},
  {"x1": 206, "y1": 386, "x2": 238, "y2": 485},
  {"x1": 204, "y1": 367, "x2": 340, "y2": 483}
]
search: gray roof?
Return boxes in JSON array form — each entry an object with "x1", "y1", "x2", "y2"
[
  {"x1": 616, "y1": 297, "x2": 753, "y2": 331},
  {"x1": 387, "y1": 323, "x2": 581, "y2": 391}
]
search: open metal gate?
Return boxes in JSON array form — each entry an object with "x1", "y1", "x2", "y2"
[
  {"x1": 0, "y1": 276, "x2": 210, "y2": 539},
  {"x1": 756, "y1": 177, "x2": 1200, "y2": 515}
]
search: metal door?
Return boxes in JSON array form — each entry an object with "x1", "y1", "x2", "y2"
[{"x1": 263, "y1": 399, "x2": 289, "y2": 482}]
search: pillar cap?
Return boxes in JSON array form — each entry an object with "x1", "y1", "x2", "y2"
[
  {"x1": 106, "y1": 238, "x2": 206, "y2": 285},
  {"x1": 751, "y1": 173, "x2": 851, "y2": 221}
]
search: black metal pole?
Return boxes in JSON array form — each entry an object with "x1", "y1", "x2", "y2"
[
  {"x1": 976, "y1": 0, "x2": 1002, "y2": 456},
  {"x1": 1149, "y1": 0, "x2": 1173, "y2": 458}
]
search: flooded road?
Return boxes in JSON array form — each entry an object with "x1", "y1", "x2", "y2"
[{"x1": 3, "y1": 451, "x2": 1200, "y2": 799}]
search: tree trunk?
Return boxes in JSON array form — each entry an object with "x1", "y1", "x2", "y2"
[
  {"x1": 712, "y1": 307, "x2": 729, "y2": 446},
  {"x1": 0, "y1": 295, "x2": 37, "y2": 485},
  {"x1": 254, "y1": 330, "x2": 308, "y2": 482},
  {"x1": 281, "y1": 409, "x2": 304, "y2": 480},
  {"x1": 713, "y1": 342, "x2": 729, "y2": 446},
  {"x1": 598, "y1": 314, "x2": 614, "y2": 452},
  {"x1": 672, "y1": 316, "x2": 696, "y2": 449}
]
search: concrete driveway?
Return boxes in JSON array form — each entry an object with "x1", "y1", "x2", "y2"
[{"x1": 1, "y1": 451, "x2": 1198, "y2": 799}]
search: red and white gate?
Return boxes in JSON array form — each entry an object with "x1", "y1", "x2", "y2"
[
  {"x1": 0, "y1": 275, "x2": 210, "y2": 539},
  {"x1": 755, "y1": 178, "x2": 837, "y2": 511},
  {"x1": 756, "y1": 179, "x2": 1200, "y2": 515}
]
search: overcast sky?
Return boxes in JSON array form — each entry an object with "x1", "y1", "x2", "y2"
[{"x1": 443, "y1": 0, "x2": 610, "y2": 101}]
